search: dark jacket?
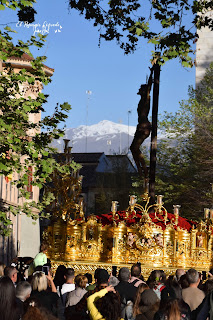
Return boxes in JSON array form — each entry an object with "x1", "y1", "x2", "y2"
[
  {"x1": 115, "y1": 281, "x2": 137, "y2": 303},
  {"x1": 31, "y1": 290, "x2": 59, "y2": 316}
]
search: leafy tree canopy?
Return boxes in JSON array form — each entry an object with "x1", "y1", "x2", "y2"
[
  {"x1": 155, "y1": 63, "x2": 213, "y2": 219},
  {"x1": 68, "y1": 0, "x2": 213, "y2": 67},
  {"x1": 0, "y1": 0, "x2": 80, "y2": 235}
]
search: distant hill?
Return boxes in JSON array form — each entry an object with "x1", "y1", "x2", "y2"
[{"x1": 51, "y1": 120, "x2": 166, "y2": 154}]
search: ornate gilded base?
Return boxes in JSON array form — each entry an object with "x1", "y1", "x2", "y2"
[{"x1": 50, "y1": 260, "x2": 209, "y2": 280}]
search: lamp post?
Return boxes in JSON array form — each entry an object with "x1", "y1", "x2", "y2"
[
  {"x1": 85, "y1": 90, "x2": 92, "y2": 153},
  {"x1": 127, "y1": 110, "x2": 132, "y2": 152}
]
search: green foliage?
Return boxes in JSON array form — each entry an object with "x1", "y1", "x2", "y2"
[
  {"x1": 0, "y1": 4, "x2": 74, "y2": 235},
  {"x1": 155, "y1": 63, "x2": 213, "y2": 219},
  {"x1": 68, "y1": 0, "x2": 213, "y2": 65}
]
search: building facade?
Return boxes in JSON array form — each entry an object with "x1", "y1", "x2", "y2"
[{"x1": 0, "y1": 54, "x2": 54, "y2": 264}]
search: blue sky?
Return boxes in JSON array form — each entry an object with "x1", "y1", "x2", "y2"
[{"x1": 1, "y1": 0, "x2": 195, "y2": 127}]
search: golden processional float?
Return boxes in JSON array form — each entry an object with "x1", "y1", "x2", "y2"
[{"x1": 43, "y1": 145, "x2": 213, "y2": 279}]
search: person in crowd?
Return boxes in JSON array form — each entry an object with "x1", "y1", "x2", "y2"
[
  {"x1": 31, "y1": 270, "x2": 59, "y2": 316},
  {"x1": 54, "y1": 264, "x2": 67, "y2": 296},
  {"x1": 0, "y1": 262, "x2": 5, "y2": 277},
  {"x1": 115, "y1": 267, "x2": 137, "y2": 319},
  {"x1": 66, "y1": 274, "x2": 88, "y2": 307},
  {"x1": 87, "y1": 285, "x2": 122, "y2": 320},
  {"x1": 61, "y1": 268, "x2": 75, "y2": 296},
  {"x1": 108, "y1": 275, "x2": 119, "y2": 287},
  {"x1": 182, "y1": 268, "x2": 205, "y2": 311},
  {"x1": 4, "y1": 265, "x2": 18, "y2": 285},
  {"x1": 16, "y1": 281, "x2": 32, "y2": 316},
  {"x1": 65, "y1": 268, "x2": 110, "y2": 320},
  {"x1": 147, "y1": 270, "x2": 166, "y2": 299},
  {"x1": 22, "y1": 297, "x2": 58, "y2": 320},
  {"x1": 179, "y1": 274, "x2": 189, "y2": 289},
  {"x1": 133, "y1": 283, "x2": 149, "y2": 318},
  {"x1": 154, "y1": 285, "x2": 191, "y2": 320},
  {"x1": 33, "y1": 242, "x2": 48, "y2": 268},
  {"x1": 134, "y1": 289, "x2": 159, "y2": 320},
  {"x1": 203, "y1": 278, "x2": 213, "y2": 296},
  {"x1": 86, "y1": 268, "x2": 101, "y2": 291},
  {"x1": 129, "y1": 263, "x2": 145, "y2": 287},
  {"x1": 84, "y1": 273, "x2": 93, "y2": 286},
  {"x1": 175, "y1": 269, "x2": 186, "y2": 282},
  {"x1": 0, "y1": 276, "x2": 21, "y2": 320}
]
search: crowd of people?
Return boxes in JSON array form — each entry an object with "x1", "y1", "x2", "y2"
[{"x1": 1, "y1": 248, "x2": 213, "y2": 320}]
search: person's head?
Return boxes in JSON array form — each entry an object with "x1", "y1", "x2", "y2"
[
  {"x1": 118, "y1": 267, "x2": 130, "y2": 282},
  {"x1": 23, "y1": 297, "x2": 58, "y2": 320},
  {"x1": 133, "y1": 283, "x2": 149, "y2": 317},
  {"x1": 4, "y1": 266, "x2": 18, "y2": 284},
  {"x1": 204, "y1": 279, "x2": 213, "y2": 295},
  {"x1": 0, "y1": 262, "x2": 6, "y2": 277},
  {"x1": 75, "y1": 274, "x2": 88, "y2": 289},
  {"x1": 147, "y1": 270, "x2": 166, "y2": 289},
  {"x1": 96, "y1": 269, "x2": 110, "y2": 290},
  {"x1": 137, "y1": 289, "x2": 159, "y2": 315},
  {"x1": 95, "y1": 291, "x2": 121, "y2": 320},
  {"x1": 54, "y1": 264, "x2": 67, "y2": 287},
  {"x1": 186, "y1": 268, "x2": 200, "y2": 286},
  {"x1": 179, "y1": 274, "x2": 189, "y2": 289},
  {"x1": 0, "y1": 276, "x2": 18, "y2": 320},
  {"x1": 159, "y1": 286, "x2": 181, "y2": 320},
  {"x1": 40, "y1": 242, "x2": 48, "y2": 253},
  {"x1": 31, "y1": 271, "x2": 47, "y2": 292},
  {"x1": 176, "y1": 269, "x2": 185, "y2": 281},
  {"x1": 65, "y1": 268, "x2": 75, "y2": 283},
  {"x1": 131, "y1": 263, "x2": 141, "y2": 278},
  {"x1": 138, "y1": 84, "x2": 147, "y2": 96},
  {"x1": 108, "y1": 276, "x2": 119, "y2": 287},
  {"x1": 84, "y1": 273, "x2": 92, "y2": 284},
  {"x1": 16, "y1": 281, "x2": 32, "y2": 302}
]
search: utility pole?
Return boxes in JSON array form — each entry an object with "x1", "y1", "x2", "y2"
[
  {"x1": 149, "y1": 63, "x2": 160, "y2": 203},
  {"x1": 127, "y1": 110, "x2": 132, "y2": 153}
]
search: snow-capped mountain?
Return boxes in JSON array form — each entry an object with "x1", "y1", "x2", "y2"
[{"x1": 51, "y1": 120, "x2": 165, "y2": 154}]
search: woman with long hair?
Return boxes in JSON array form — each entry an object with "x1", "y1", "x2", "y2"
[
  {"x1": 0, "y1": 276, "x2": 21, "y2": 320},
  {"x1": 154, "y1": 286, "x2": 191, "y2": 320},
  {"x1": 133, "y1": 283, "x2": 149, "y2": 318},
  {"x1": 87, "y1": 285, "x2": 123, "y2": 320}
]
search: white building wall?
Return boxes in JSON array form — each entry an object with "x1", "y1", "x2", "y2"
[{"x1": 196, "y1": 11, "x2": 213, "y2": 86}]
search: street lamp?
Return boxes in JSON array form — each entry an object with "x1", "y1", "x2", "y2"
[{"x1": 85, "y1": 90, "x2": 92, "y2": 153}]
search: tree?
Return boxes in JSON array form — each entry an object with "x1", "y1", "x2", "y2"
[
  {"x1": 155, "y1": 62, "x2": 213, "y2": 219},
  {"x1": 68, "y1": 0, "x2": 213, "y2": 66},
  {"x1": 0, "y1": 0, "x2": 78, "y2": 235}
]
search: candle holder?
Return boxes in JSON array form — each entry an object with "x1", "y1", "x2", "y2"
[
  {"x1": 173, "y1": 205, "x2": 181, "y2": 225},
  {"x1": 111, "y1": 201, "x2": 119, "y2": 223},
  {"x1": 204, "y1": 208, "x2": 210, "y2": 220},
  {"x1": 210, "y1": 209, "x2": 213, "y2": 220},
  {"x1": 78, "y1": 196, "x2": 85, "y2": 220}
]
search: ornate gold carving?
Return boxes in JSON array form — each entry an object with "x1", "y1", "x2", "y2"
[{"x1": 45, "y1": 196, "x2": 213, "y2": 275}]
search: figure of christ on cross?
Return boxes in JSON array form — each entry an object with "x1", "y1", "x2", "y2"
[{"x1": 130, "y1": 67, "x2": 154, "y2": 191}]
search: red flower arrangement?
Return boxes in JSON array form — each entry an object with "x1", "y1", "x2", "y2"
[{"x1": 96, "y1": 210, "x2": 197, "y2": 231}]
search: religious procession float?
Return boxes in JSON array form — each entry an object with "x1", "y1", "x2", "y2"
[{"x1": 44, "y1": 188, "x2": 213, "y2": 279}]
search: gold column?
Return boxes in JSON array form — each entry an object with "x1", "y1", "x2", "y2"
[{"x1": 112, "y1": 222, "x2": 127, "y2": 264}]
